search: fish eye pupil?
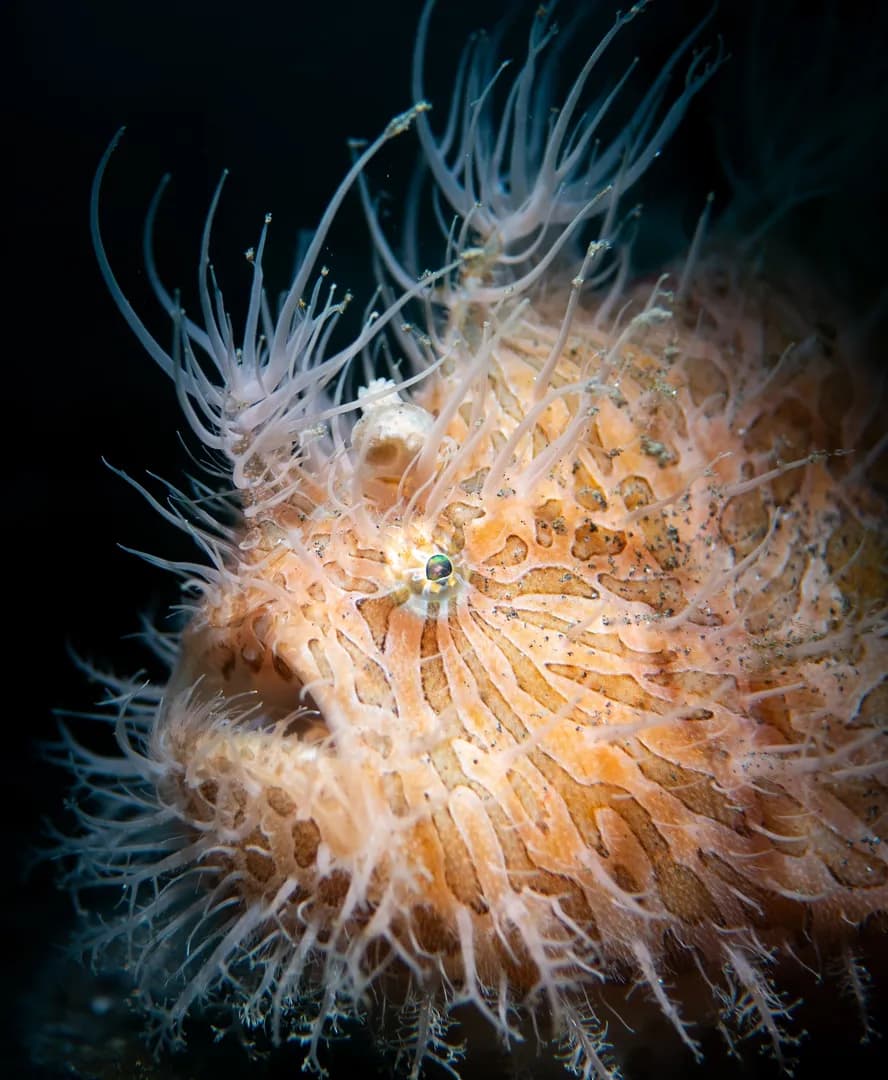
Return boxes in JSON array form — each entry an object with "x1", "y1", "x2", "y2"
[{"x1": 425, "y1": 554, "x2": 453, "y2": 581}]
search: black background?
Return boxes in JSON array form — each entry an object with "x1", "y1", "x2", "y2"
[{"x1": 6, "y1": 0, "x2": 888, "y2": 1076}]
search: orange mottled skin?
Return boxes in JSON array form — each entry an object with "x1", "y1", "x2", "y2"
[{"x1": 159, "y1": 260, "x2": 887, "y2": 1063}]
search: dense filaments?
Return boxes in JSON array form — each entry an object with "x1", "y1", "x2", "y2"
[
  {"x1": 60, "y1": 2, "x2": 887, "y2": 1078},
  {"x1": 387, "y1": 0, "x2": 721, "y2": 306}
]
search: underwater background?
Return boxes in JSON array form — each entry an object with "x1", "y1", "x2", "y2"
[{"x1": 7, "y1": 0, "x2": 887, "y2": 1076}]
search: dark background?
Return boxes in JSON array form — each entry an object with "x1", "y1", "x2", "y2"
[{"x1": 6, "y1": 0, "x2": 887, "y2": 1076}]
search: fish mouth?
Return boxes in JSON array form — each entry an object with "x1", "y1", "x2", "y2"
[{"x1": 164, "y1": 621, "x2": 335, "y2": 751}]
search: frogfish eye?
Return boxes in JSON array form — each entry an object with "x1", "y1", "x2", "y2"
[{"x1": 425, "y1": 553, "x2": 453, "y2": 581}]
